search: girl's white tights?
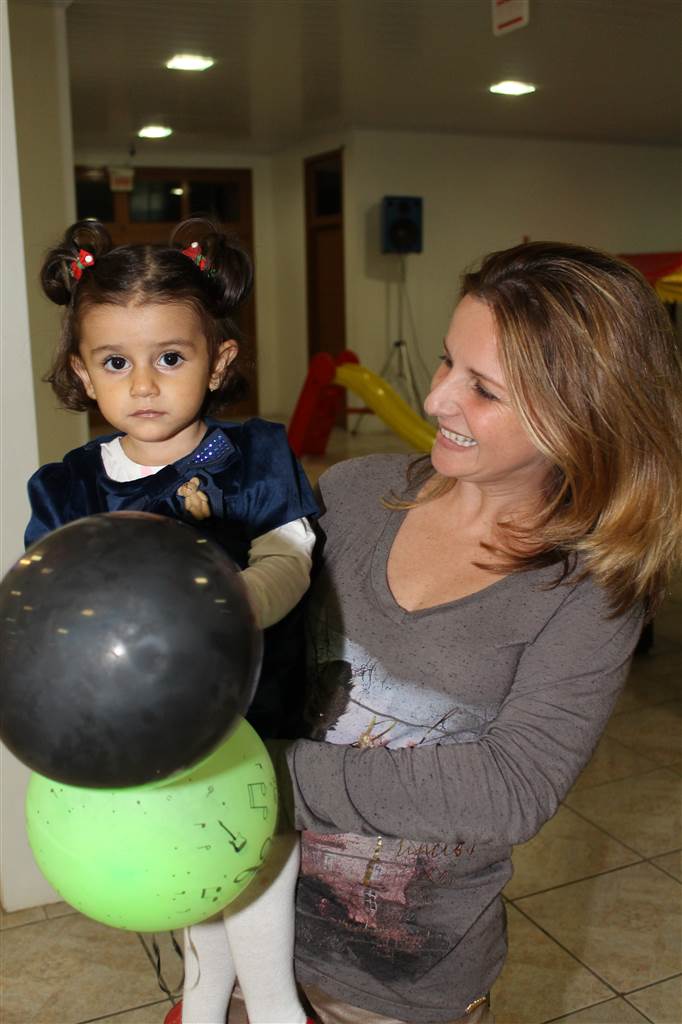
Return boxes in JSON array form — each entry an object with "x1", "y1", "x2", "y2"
[
  {"x1": 182, "y1": 834, "x2": 307, "y2": 1024},
  {"x1": 182, "y1": 915, "x2": 235, "y2": 1024}
]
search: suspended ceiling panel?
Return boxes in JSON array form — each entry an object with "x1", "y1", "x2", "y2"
[{"x1": 65, "y1": 0, "x2": 682, "y2": 156}]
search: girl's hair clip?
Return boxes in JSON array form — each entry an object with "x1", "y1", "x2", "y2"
[
  {"x1": 70, "y1": 249, "x2": 95, "y2": 281},
  {"x1": 182, "y1": 241, "x2": 208, "y2": 272},
  {"x1": 182, "y1": 241, "x2": 217, "y2": 277}
]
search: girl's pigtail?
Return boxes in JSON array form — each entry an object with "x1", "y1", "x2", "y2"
[
  {"x1": 171, "y1": 218, "x2": 253, "y2": 315},
  {"x1": 203, "y1": 233, "x2": 253, "y2": 312},
  {"x1": 40, "y1": 221, "x2": 113, "y2": 306}
]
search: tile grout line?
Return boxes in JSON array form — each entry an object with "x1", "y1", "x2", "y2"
[
  {"x1": 573, "y1": 746, "x2": 681, "y2": 778},
  {"x1": 0, "y1": 908, "x2": 78, "y2": 932},
  {"x1": 77, "y1": 997, "x2": 170, "y2": 1024},
  {"x1": 621, "y1": 969, "x2": 682, "y2": 997},
  {"x1": 512, "y1": 869, "x2": 682, "y2": 1009},
  {"x1": 619, "y1": 977, "x2": 682, "y2": 1024},
  {"x1": 611, "y1": 692, "x2": 682, "y2": 718},
  {"x1": 608, "y1": 693, "x2": 682, "y2": 724},
  {"x1": 560, "y1": 790, "x2": 682, "y2": 859},
  {"x1": 646, "y1": 852, "x2": 682, "y2": 883},
  {"x1": 509, "y1": 900, "x2": 622, "y2": 1000},
  {"x1": 508, "y1": 860, "x2": 644, "y2": 902},
  {"x1": 508, "y1": 844, "x2": 682, "y2": 902},
  {"x1": 569, "y1": 760, "x2": 666, "y2": 794},
  {"x1": 645, "y1": 856, "x2": 682, "y2": 885},
  {"x1": 540, "y1": 994, "x2": 656, "y2": 1024}
]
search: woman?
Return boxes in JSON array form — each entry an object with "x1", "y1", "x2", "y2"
[{"x1": 268, "y1": 242, "x2": 682, "y2": 1024}]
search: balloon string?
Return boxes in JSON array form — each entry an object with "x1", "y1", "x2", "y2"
[{"x1": 136, "y1": 931, "x2": 185, "y2": 1002}]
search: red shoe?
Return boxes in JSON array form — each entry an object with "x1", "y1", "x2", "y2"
[
  {"x1": 164, "y1": 1001, "x2": 314, "y2": 1024},
  {"x1": 163, "y1": 1002, "x2": 182, "y2": 1024}
]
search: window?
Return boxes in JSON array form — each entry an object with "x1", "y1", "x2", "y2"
[
  {"x1": 129, "y1": 180, "x2": 183, "y2": 223},
  {"x1": 76, "y1": 177, "x2": 114, "y2": 222},
  {"x1": 189, "y1": 181, "x2": 240, "y2": 223}
]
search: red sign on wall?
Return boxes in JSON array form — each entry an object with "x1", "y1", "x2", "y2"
[
  {"x1": 492, "y1": 0, "x2": 530, "y2": 37},
  {"x1": 108, "y1": 167, "x2": 135, "y2": 193}
]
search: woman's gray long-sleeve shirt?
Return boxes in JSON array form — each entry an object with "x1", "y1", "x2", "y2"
[{"x1": 287, "y1": 455, "x2": 642, "y2": 1022}]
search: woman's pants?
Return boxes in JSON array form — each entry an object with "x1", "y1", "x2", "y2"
[{"x1": 224, "y1": 982, "x2": 494, "y2": 1024}]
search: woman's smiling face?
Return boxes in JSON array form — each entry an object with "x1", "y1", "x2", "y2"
[{"x1": 424, "y1": 295, "x2": 550, "y2": 494}]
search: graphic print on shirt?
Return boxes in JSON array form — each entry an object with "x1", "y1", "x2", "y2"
[
  {"x1": 305, "y1": 617, "x2": 493, "y2": 748},
  {"x1": 299, "y1": 613, "x2": 502, "y2": 983}
]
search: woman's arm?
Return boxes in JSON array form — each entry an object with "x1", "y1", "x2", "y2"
[{"x1": 284, "y1": 578, "x2": 643, "y2": 846}]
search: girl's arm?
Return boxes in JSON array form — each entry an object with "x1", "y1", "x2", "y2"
[
  {"x1": 241, "y1": 518, "x2": 315, "y2": 629},
  {"x1": 282, "y1": 577, "x2": 643, "y2": 847}
]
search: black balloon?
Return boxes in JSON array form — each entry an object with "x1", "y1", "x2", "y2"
[{"x1": 0, "y1": 513, "x2": 262, "y2": 787}]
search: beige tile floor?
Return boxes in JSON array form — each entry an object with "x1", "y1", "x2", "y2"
[{"x1": 2, "y1": 429, "x2": 680, "y2": 1024}]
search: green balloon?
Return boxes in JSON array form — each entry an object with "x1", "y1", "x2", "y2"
[{"x1": 26, "y1": 719, "x2": 278, "y2": 932}]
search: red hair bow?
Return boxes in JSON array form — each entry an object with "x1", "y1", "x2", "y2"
[
  {"x1": 70, "y1": 249, "x2": 95, "y2": 281},
  {"x1": 182, "y1": 241, "x2": 208, "y2": 272}
]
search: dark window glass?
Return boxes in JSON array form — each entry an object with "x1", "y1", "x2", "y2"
[
  {"x1": 314, "y1": 167, "x2": 341, "y2": 217},
  {"x1": 76, "y1": 179, "x2": 114, "y2": 222},
  {"x1": 189, "y1": 181, "x2": 240, "y2": 222},
  {"x1": 130, "y1": 181, "x2": 183, "y2": 222}
]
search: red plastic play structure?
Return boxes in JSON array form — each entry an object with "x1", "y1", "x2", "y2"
[
  {"x1": 620, "y1": 251, "x2": 682, "y2": 302},
  {"x1": 287, "y1": 350, "x2": 360, "y2": 457},
  {"x1": 287, "y1": 349, "x2": 437, "y2": 457}
]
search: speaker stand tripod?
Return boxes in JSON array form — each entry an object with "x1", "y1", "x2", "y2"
[{"x1": 350, "y1": 252, "x2": 427, "y2": 434}]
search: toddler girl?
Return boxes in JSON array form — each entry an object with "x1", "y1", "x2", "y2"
[{"x1": 27, "y1": 219, "x2": 316, "y2": 1024}]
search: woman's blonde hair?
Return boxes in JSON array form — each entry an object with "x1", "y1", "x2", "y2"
[{"x1": 401, "y1": 241, "x2": 682, "y2": 617}]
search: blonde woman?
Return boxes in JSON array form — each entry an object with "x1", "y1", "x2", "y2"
[{"x1": 265, "y1": 242, "x2": 681, "y2": 1024}]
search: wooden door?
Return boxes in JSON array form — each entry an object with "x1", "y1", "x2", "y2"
[
  {"x1": 75, "y1": 166, "x2": 258, "y2": 433},
  {"x1": 305, "y1": 150, "x2": 345, "y2": 362},
  {"x1": 305, "y1": 150, "x2": 346, "y2": 426}
]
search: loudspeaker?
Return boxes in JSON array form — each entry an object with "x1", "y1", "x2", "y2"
[{"x1": 381, "y1": 196, "x2": 423, "y2": 253}]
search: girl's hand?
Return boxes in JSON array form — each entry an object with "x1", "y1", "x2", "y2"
[{"x1": 177, "y1": 477, "x2": 211, "y2": 520}]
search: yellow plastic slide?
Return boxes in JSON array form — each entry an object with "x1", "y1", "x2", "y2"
[
  {"x1": 334, "y1": 363, "x2": 436, "y2": 453},
  {"x1": 656, "y1": 269, "x2": 682, "y2": 302}
]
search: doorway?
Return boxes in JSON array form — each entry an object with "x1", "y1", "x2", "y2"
[
  {"x1": 75, "y1": 165, "x2": 258, "y2": 433},
  {"x1": 304, "y1": 150, "x2": 346, "y2": 362},
  {"x1": 304, "y1": 149, "x2": 346, "y2": 426}
]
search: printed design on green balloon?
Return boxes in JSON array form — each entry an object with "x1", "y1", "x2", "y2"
[{"x1": 26, "y1": 719, "x2": 278, "y2": 932}]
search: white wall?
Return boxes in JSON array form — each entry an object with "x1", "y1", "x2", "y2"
[
  {"x1": 1, "y1": 0, "x2": 61, "y2": 912},
  {"x1": 343, "y1": 129, "x2": 682, "y2": 403},
  {"x1": 9, "y1": 0, "x2": 86, "y2": 465}
]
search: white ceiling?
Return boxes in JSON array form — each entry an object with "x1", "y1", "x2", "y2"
[{"x1": 66, "y1": 0, "x2": 682, "y2": 158}]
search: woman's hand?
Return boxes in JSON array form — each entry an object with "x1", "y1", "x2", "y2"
[{"x1": 264, "y1": 739, "x2": 297, "y2": 833}]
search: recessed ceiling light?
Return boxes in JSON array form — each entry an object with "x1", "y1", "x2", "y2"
[
  {"x1": 166, "y1": 54, "x2": 214, "y2": 72},
  {"x1": 170, "y1": 188, "x2": 184, "y2": 196},
  {"x1": 489, "y1": 80, "x2": 536, "y2": 96},
  {"x1": 138, "y1": 125, "x2": 173, "y2": 139}
]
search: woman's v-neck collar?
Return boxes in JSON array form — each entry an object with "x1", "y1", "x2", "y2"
[{"x1": 370, "y1": 501, "x2": 520, "y2": 622}]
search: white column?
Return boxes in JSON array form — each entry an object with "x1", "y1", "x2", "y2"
[
  {"x1": 0, "y1": 0, "x2": 63, "y2": 911},
  {"x1": 8, "y1": 0, "x2": 85, "y2": 466}
]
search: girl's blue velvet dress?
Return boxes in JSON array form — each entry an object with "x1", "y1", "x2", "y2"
[{"x1": 25, "y1": 418, "x2": 318, "y2": 739}]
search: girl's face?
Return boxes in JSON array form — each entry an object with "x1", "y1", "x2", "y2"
[
  {"x1": 424, "y1": 296, "x2": 550, "y2": 495},
  {"x1": 74, "y1": 301, "x2": 236, "y2": 462}
]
